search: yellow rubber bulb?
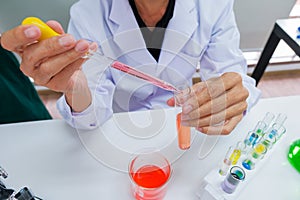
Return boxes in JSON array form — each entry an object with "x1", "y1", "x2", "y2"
[{"x1": 22, "y1": 17, "x2": 60, "y2": 41}]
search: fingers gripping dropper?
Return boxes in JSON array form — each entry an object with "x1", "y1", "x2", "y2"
[{"x1": 22, "y1": 17, "x2": 179, "y2": 92}]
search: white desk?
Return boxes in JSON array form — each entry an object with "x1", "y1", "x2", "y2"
[
  {"x1": 0, "y1": 96, "x2": 300, "y2": 199},
  {"x1": 251, "y1": 18, "x2": 300, "y2": 84}
]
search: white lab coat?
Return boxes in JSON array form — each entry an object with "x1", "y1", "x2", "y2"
[{"x1": 57, "y1": 0, "x2": 261, "y2": 130}]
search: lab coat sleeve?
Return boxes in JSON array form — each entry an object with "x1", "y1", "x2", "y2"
[
  {"x1": 56, "y1": 11, "x2": 115, "y2": 130},
  {"x1": 56, "y1": 62, "x2": 115, "y2": 130},
  {"x1": 199, "y1": 0, "x2": 261, "y2": 112}
]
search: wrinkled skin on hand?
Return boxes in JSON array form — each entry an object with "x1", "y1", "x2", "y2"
[
  {"x1": 0, "y1": 21, "x2": 97, "y2": 112},
  {"x1": 167, "y1": 72, "x2": 249, "y2": 135}
]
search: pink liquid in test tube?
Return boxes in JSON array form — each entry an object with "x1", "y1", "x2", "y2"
[{"x1": 111, "y1": 61, "x2": 178, "y2": 92}]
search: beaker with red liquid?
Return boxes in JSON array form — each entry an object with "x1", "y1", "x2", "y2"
[{"x1": 129, "y1": 151, "x2": 172, "y2": 200}]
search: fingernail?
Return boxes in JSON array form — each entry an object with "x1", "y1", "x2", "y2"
[
  {"x1": 182, "y1": 105, "x2": 193, "y2": 114},
  {"x1": 75, "y1": 41, "x2": 89, "y2": 52},
  {"x1": 89, "y1": 42, "x2": 98, "y2": 52},
  {"x1": 59, "y1": 35, "x2": 75, "y2": 47},
  {"x1": 24, "y1": 26, "x2": 39, "y2": 39}
]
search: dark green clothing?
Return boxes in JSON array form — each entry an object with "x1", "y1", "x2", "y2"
[{"x1": 0, "y1": 45, "x2": 51, "y2": 124}]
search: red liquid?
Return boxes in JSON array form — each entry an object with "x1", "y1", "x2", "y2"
[
  {"x1": 176, "y1": 113, "x2": 191, "y2": 150},
  {"x1": 132, "y1": 165, "x2": 169, "y2": 188}
]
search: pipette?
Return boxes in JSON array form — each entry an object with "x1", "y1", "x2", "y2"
[
  {"x1": 87, "y1": 53, "x2": 179, "y2": 92},
  {"x1": 22, "y1": 17, "x2": 179, "y2": 92}
]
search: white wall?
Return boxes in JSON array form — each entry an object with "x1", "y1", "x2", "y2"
[{"x1": 234, "y1": 0, "x2": 296, "y2": 51}]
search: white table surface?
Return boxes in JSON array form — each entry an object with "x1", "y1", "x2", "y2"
[
  {"x1": 0, "y1": 96, "x2": 300, "y2": 200},
  {"x1": 277, "y1": 18, "x2": 300, "y2": 45}
]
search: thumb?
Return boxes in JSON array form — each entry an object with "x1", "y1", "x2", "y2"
[{"x1": 167, "y1": 97, "x2": 175, "y2": 107}]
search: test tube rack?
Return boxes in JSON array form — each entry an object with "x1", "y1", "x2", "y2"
[{"x1": 197, "y1": 112, "x2": 287, "y2": 200}]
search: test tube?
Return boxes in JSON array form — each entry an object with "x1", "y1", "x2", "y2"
[
  {"x1": 221, "y1": 166, "x2": 245, "y2": 194},
  {"x1": 219, "y1": 146, "x2": 233, "y2": 176},
  {"x1": 242, "y1": 143, "x2": 267, "y2": 170},
  {"x1": 174, "y1": 84, "x2": 191, "y2": 150}
]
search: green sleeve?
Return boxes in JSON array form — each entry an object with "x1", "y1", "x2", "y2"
[{"x1": 0, "y1": 45, "x2": 52, "y2": 124}]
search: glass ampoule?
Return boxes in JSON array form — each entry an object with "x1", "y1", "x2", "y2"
[
  {"x1": 229, "y1": 141, "x2": 244, "y2": 165},
  {"x1": 242, "y1": 143, "x2": 267, "y2": 170},
  {"x1": 219, "y1": 146, "x2": 233, "y2": 176}
]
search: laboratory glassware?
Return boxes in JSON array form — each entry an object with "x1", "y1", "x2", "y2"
[
  {"x1": 174, "y1": 84, "x2": 192, "y2": 150},
  {"x1": 128, "y1": 151, "x2": 172, "y2": 200}
]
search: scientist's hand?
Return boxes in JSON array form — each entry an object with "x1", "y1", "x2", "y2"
[
  {"x1": 0, "y1": 21, "x2": 96, "y2": 112},
  {"x1": 167, "y1": 72, "x2": 249, "y2": 135}
]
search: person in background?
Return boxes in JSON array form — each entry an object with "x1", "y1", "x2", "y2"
[
  {"x1": 0, "y1": 0, "x2": 261, "y2": 133},
  {"x1": 0, "y1": 43, "x2": 51, "y2": 124}
]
